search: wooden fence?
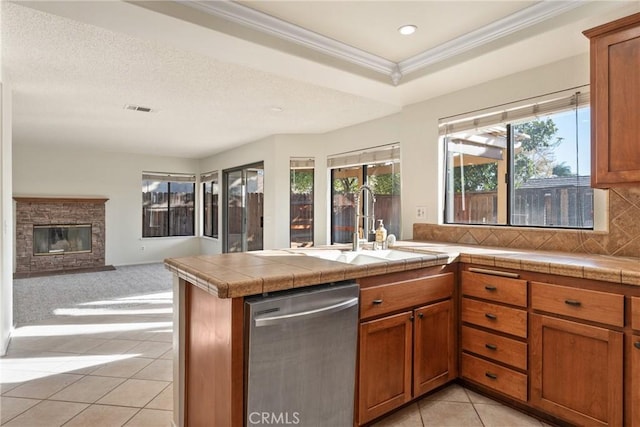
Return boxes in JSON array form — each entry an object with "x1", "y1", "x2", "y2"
[
  {"x1": 332, "y1": 194, "x2": 400, "y2": 243},
  {"x1": 453, "y1": 186, "x2": 593, "y2": 227}
]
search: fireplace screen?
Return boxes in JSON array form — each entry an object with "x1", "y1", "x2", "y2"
[{"x1": 33, "y1": 225, "x2": 92, "y2": 255}]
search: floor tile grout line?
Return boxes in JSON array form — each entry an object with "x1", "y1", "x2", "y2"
[
  {"x1": 3, "y1": 371, "x2": 86, "y2": 401},
  {"x1": 47, "y1": 376, "x2": 128, "y2": 405},
  {"x1": 464, "y1": 387, "x2": 487, "y2": 427},
  {"x1": 137, "y1": 379, "x2": 173, "y2": 409},
  {"x1": 59, "y1": 402, "x2": 144, "y2": 427},
  {"x1": 416, "y1": 399, "x2": 426, "y2": 427},
  {"x1": 0, "y1": 397, "x2": 45, "y2": 426}
]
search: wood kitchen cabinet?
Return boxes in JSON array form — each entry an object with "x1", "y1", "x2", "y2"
[
  {"x1": 460, "y1": 269, "x2": 528, "y2": 402},
  {"x1": 627, "y1": 334, "x2": 640, "y2": 427},
  {"x1": 413, "y1": 299, "x2": 456, "y2": 397},
  {"x1": 358, "y1": 311, "x2": 413, "y2": 423},
  {"x1": 530, "y1": 282, "x2": 624, "y2": 427},
  {"x1": 628, "y1": 297, "x2": 640, "y2": 427},
  {"x1": 584, "y1": 13, "x2": 640, "y2": 187},
  {"x1": 357, "y1": 270, "x2": 456, "y2": 425}
]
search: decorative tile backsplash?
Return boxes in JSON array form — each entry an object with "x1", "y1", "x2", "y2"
[{"x1": 413, "y1": 187, "x2": 640, "y2": 258}]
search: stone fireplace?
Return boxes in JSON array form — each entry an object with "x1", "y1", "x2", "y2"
[{"x1": 14, "y1": 197, "x2": 108, "y2": 275}]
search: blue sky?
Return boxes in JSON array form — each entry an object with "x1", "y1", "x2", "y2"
[{"x1": 545, "y1": 106, "x2": 590, "y2": 176}]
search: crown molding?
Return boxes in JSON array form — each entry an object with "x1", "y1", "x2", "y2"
[
  {"x1": 182, "y1": 0, "x2": 396, "y2": 76},
  {"x1": 398, "y1": 0, "x2": 585, "y2": 76},
  {"x1": 181, "y1": 0, "x2": 585, "y2": 86}
]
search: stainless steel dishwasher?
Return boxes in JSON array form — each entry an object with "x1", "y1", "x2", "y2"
[{"x1": 244, "y1": 281, "x2": 359, "y2": 427}]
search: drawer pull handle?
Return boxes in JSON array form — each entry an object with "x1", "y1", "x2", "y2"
[
  {"x1": 484, "y1": 285, "x2": 497, "y2": 291},
  {"x1": 485, "y1": 313, "x2": 497, "y2": 320},
  {"x1": 485, "y1": 372, "x2": 498, "y2": 380},
  {"x1": 564, "y1": 299, "x2": 581, "y2": 307},
  {"x1": 372, "y1": 299, "x2": 383, "y2": 305},
  {"x1": 485, "y1": 343, "x2": 498, "y2": 351},
  {"x1": 635, "y1": 342, "x2": 640, "y2": 350}
]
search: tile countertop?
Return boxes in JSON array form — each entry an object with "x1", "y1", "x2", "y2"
[{"x1": 164, "y1": 241, "x2": 640, "y2": 298}]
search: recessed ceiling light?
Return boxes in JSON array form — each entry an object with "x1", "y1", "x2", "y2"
[{"x1": 398, "y1": 25, "x2": 417, "y2": 36}]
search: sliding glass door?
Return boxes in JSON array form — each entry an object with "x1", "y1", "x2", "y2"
[{"x1": 223, "y1": 162, "x2": 264, "y2": 253}]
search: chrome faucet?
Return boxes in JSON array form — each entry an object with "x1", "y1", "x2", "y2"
[{"x1": 352, "y1": 185, "x2": 376, "y2": 251}]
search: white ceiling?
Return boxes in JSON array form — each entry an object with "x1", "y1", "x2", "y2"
[
  {"x1": 3, "y1": 1, "x2": 639, "y2": 159},
  {"x1": 239, "y1": 1, "x2": 537, "y2": 62}
]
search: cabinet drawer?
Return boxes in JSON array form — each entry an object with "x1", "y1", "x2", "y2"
[
  {"x1": 461, "y1": 298, "x2": 527, "y2": 338},
  {"x1": 531, "y1": 282, "x2": 624, "y2": 327},
  {"x1": 461, "y1": 271, "x2": 527, "y2": 307},
  {"x1": 461, "y1": 353, "x2": 527, "y2": 402},
  {"x1": 360, "y1": 273, "x2": 453, "y2": 320},
  {"x1": 461, "y1": 326, "x2": 527, "y2": 370},
  {"x1": 632, "y1": 297, "x2": 640, "y2": 331}
]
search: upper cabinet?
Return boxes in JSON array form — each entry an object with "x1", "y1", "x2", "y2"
[{"x1": 584, "y1": 13, "x2": 640, "y2": 188}]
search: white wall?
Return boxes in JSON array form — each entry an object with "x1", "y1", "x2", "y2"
[
  {"x1": 399, "y1": 53, "x2": 591, "y2": 237},
  {"x1": 1, "y1": 84, "x2": 14, "y2": 355},
  {"x1": 13, "y1": 145, "x2": 200, "y2": 266},
  {"x1": 196, "y1": 54, "x2": 592, "y2": 251},
  {"x1": 198, "y1": 135, "x2": 277, "y2": 254},
  {"x1": 10, "y1": 53, "x2": 594, "y2": 268}
]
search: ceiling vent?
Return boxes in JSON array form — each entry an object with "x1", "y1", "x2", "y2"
[{"x1": 124, "y1": 104, "x2": 154, "y2": 113}]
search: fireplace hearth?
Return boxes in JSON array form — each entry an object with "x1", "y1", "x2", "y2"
[{"x1": 14, "y1": 197, "x2": 108, "y2": 274}]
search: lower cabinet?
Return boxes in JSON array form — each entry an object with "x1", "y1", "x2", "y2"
[
  {"x1": 460, "y1": 269, "x2": 528, "y2": 402},
  {"x1": 413, "y1": 300, "x2": 456, "y2": 397},
  {"x1": 530, "y1": 314, "x2": 623, "y2": 427},
  {"x1": 629, "y1": 334, "x2": 640, "y2": 427},
  {"x1": 357, "y1": 272, "x2": 456, "y2": 425},
  {"x1": 358, "y1": 311, "x2": 413, "y2": 424}
]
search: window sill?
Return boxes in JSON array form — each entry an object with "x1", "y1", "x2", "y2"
[{"x1": 141, "y1": 235, "x2": 196, "y2": 240}]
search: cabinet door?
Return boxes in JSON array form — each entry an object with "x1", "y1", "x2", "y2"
[
  {"x1": 585, "y1": 14, "x2": 640, "y2": 187},
  {"x1": 413, "y1": 299, "x2": 456, "y2": 397},
  {"x1": 358, "y1": 311, "x2": 413, "y2": 425},
  {"x1": 530, "y1": 314, "x2": 623, "y2": 427},
  {"x1": 630, "y1": 335, "x2": 640, "y2": 427}
]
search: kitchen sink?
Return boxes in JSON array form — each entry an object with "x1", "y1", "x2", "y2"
[{"x1": 299, "y1": 248, "x2": 425, "y2": 265}]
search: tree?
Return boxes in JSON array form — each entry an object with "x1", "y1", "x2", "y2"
[
  {"x1": 512, "y1": 118, "x2": 561, "y2": 187},
  {"x1": 332, "y1": 177, "x2": 359, "y2": 194},
  {"x1": 552, "y1": 162, "x2": 573, "y2": 177},
  {"x1": 452, "y1": 118, "x2": 562, "y2": 192},
  {"x1": 368, "y1": 173, "x2": 401, "y2": 195},
  {"x1": 453, "y1": 163, "x2": 497, "y2": 192},
  {"x1": 290, "y1": 170, "x2": 313, "y2": 194}
]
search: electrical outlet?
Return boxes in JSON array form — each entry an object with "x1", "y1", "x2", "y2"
[
  {"x1": 140, "y1": 246, "x2": 146, "y2": 251},
  {"x1": 416, "y1": 206, "x2": 427, "y2": 220}
]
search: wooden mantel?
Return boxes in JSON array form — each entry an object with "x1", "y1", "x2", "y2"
[{"x1": 13, "y1": 196, "x2": 109, "y2": 204}]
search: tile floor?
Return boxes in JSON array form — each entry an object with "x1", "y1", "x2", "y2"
[
  {"x1": 372, "y1": 384, "x2": 553, "y2": 427},
  {"x1": 1, "y1": 290, "x2": 174, "y2": 426},
  {"x1": 2, "y1": 269, "x2": 551, "y2": 427}
]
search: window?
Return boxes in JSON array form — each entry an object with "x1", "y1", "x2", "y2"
[
  {"x1": 328, "y1": 144, "x2": 401, "y2": 244},
  {"x1": 201, "y1": 171, "x2": 219, "y2": 239},
  {"x1": 442, "y1": 89, "x2": 592, "y2": 229},
  {"x1": 142, "y1": 172, "x2": 195, "y2": 237},
  {"x1": 290, "y1": 158, "x2": 314, "y2": 248}
]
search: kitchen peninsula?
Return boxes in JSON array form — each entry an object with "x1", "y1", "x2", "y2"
[{"x1": 165, "y1": 242, "x2": 640, "y2": 427}]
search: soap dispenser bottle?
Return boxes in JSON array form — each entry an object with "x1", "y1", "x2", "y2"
[{"x1": 375, "y1": 219, "x2": 387, "y2": 250}]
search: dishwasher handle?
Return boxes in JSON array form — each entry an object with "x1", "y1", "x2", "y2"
[{"x1": 254, "y1": 297, "x2": 358, "y2": 327}]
